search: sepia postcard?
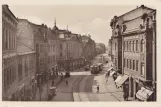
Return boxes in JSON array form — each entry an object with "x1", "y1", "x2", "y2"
[{"x1": 0, "y1": 0, "x2": 161, "y2": 107}]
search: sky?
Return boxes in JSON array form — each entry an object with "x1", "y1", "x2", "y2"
[{"x1": 9, "y1": 5, "x2": 147, "y2": 46}]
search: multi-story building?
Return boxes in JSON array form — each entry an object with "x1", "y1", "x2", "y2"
[
  {"x1": 46, "y1": 23, "x2": 59, "y2": 78},
  {"x1": 16, "y1": 19, "x2": 36, "y2": 101},
  {"x1": 53, "y1": 23, "x2": 83, "y2": 72},
  {"x1": 110, "y1": 5, "x2": 156, "y2": 101},
  {"x1": 2, "y1": 5, "x2": 18, "y2": 100},
  {"x1": 30, "y1": 23, "x2": 48, "y2": 85}
]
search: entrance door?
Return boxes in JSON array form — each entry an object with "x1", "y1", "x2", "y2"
[{"x1": 131, "y1": 78, "x2": 134, "y2": 97}]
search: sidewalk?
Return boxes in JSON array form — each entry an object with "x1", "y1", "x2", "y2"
[
  {"x1": 34, "y1": 76, "x2": 62, "y2": 101},
  {"x1": 92, "y1": 73, "x2": 124, "y2": 101}
]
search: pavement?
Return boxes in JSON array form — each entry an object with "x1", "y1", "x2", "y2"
[
  {"x1": 92, "y1": 72, "x2": 124, "y2": 101},
  {"x1": 34, "y1": 76, "x2": 62, "y2": 101}
]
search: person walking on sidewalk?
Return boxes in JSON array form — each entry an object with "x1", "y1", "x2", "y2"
[
  {"x1": 66, "y1": 80, "x2": 68, "y2": 86},
  {"x1": 97, "y1": 85, "x2": 99, "y2": 94}
]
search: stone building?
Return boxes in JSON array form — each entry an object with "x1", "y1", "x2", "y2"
[
  {"x1": 30, "y1": 23, "x2": 48, "y2": 85},
  {"x1": 110, "y1": 5, "x2": 156, "y2": 101},
  {"x1": 57, "y1": 27, "x2": 84, "y2": 71},
  {"x1": 16, "y1": 19, "x2": 36, "y2": 101},
  {"x1": 2, "y1": 5, "x2": 18, "y2": 100}
]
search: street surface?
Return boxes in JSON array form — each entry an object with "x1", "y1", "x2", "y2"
[{"x1": 52, "y1": 53, "x2": 124, "y2": 101}]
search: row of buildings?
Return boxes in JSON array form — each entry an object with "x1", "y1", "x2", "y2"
[
  {"x1": 2, "y1": 5, "x2": 105, "y2": 101},
  {"x1": 108, "y1": 5, "x2": 156, "y2": 101}
]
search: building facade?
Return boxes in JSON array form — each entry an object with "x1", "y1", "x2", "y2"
[
  {"x1": 2, "y1": 5, "x2": 18, "y2": 100},
  {"x1": 57, "y1": 29, "x2": 84, "y2": 72},
  {"x1": 110, "y1": 5, "x2": 156, "y2": 101},
  {"x1": 16, "y1": 19, "x2": 36, "y2": 101}
]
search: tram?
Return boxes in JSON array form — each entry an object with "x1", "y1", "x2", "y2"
[{"x1": 90, "y1": 63, "x2": 103, "y2": 74}]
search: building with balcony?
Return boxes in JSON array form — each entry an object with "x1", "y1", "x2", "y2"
[{"x1": 110, "y1": 5, "x2": 156, "y2": 101}]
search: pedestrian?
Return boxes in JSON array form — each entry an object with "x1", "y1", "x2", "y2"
[
  {"x1": 97, "y1": 85, "x2": 99, "y2": 93},
  {"x1": 66, "y1": 80, "x2": 68, "y2": 86}
]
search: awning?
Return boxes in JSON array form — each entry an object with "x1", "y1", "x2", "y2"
[
  {"x1": 136, "y1": 87, "x2": 153, "y2": 101},
  {"x1": 110, "y1": 71, "x2": 116, "y2": 76},
  {"x1": 115, "y1": 75, "x2": 122, "y2": 83},
  {"x1": 116, "y1": 75, "x2": 129, "y2": 85}
]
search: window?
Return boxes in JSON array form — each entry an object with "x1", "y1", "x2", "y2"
[
  {"x1": 25, "y1": 58, "x2": 28, "y2": 76},
  {"x1": 133, "y1": 41, "x2": 135, "y2": 52},
  {"x1": 6, "y1": 30, "x2": 8, "y2": 50},
  {"x1": 133, "y1": 60, "x2": 135, "y2": 70},
  {"x1": 127, "y1": 41, "x2": 128, "y2": 51},
  {"x1": 60, "y1": 44, "x2": 63, "y2": 49},
  {"x1": 141, "y1": 63, "x2": 145, "y2": 76},
  {"x1": 136, "y1": 40, "x2": 138, "y2": 52},
  {"x1": 127, "y1": 59, "x2": 129, "y2": 68},
  {"x1": 136, "y1": 60, "x2": 139, "y2": 71},
  {"x1": 130, "y1": 59, "x2": 132, "y2": 69},
  {"x1": 18, "y1": 64, "x2": 22, "y2": 79},
  {"x1": 124, "y1": 42, "x2": 126, "y2": 51},
  {"x1": 115, "y1": 42, "x2": 117, "y2": 50},
  {"x1": 141, "y1": 39, "x2": 145, "y2": 52},
  {"x1": 124, "y1": 58, "x2": 126, "y2": 67},
  {"x1": 129, "y1": 41, "x2": 131, "y2": 51}
]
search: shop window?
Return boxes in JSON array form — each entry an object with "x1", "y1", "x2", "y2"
[{"x1": 141, "y1": 63, "x2": 145, "y2": 76}]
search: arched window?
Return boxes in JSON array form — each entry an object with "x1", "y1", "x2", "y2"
[{"x1": 141, "y1": 39, "x2": 145, "y2": 52}]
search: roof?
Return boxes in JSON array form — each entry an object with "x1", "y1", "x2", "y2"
[
  {"x1": 118, "y1": 5, "x2": 156, "y2": 18},
  {"x1": 2, "y1": 5, "x2": 18, "y2": 21}
]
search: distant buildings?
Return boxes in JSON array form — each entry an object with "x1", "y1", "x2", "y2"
[
  {"x1": 96, "y1": 43, "x2": 106, "y2": 55},
  {"x1": 109, "y1": 5, "x2": 156, "y2": 101}
]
